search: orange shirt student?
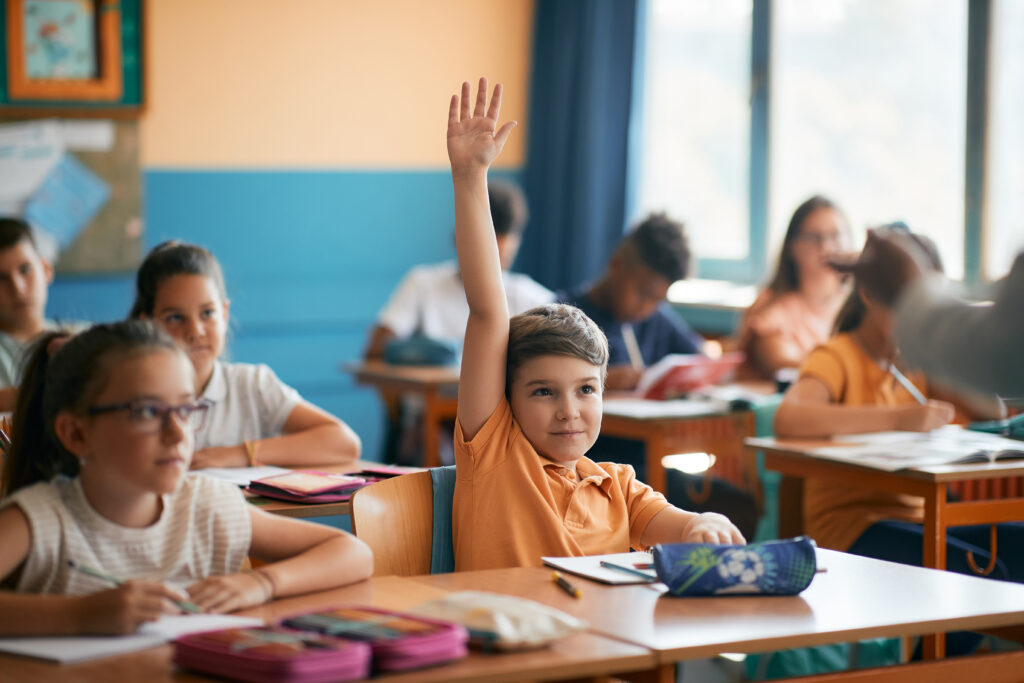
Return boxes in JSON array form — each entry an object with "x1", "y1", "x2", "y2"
[{"x1": 445, "y1": 78, "x2": 744, "y2": 572}]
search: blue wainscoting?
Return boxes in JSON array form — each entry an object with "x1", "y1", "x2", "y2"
[{"x1": 47, "y1": 168, "x2": 521, "y2": 462}]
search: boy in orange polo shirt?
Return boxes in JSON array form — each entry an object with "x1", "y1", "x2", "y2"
[{"x1": 446, "y1": 78, "x2": 745, "y2": 571}]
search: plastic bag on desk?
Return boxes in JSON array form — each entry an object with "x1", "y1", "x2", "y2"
[{"x1": 654, "y1": 536, "x2": 817, "y2": 596}]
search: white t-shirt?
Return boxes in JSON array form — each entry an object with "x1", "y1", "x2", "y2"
[
  {"x1": 1, "y1": 473, "x2": 252, "y2": 595},
  {"x1": 377, "y1": 261, "x2": 554, "y2": 344},
  {"x1": 195, "y1": 362, "x2": 302, "y2": 450}
]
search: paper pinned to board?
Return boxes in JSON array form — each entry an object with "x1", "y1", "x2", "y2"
[
  {"x1": 0, "y1": 120, "x2": 64, "y2": 206},
  {"x1": 24, "y1": 153, "x2": 110, "y2": 249}
]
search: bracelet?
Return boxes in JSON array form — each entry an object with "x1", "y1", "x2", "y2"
[
  {"x1": 251, "y1": 568, "x2": 277, "y2": 602},
  {"x1": 243, "y1": 439, "x2": 261, "y2": 466}
]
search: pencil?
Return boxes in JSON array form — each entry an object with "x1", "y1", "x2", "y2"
[
  {"x1": 888, "y1": 363, "x2": 927, "y2": 405},
  {"x1": 67, "y1": 560, "x2": 202, "y2": 613},
  {"x1": 552, "y1": 571, "x2": 582, "y2": 598},
  {"x1": 600, "y1": 560, "x2": 657, "y2": 582},
  {"x1": 621, "y1": 324, "x2": 645, "y2": 372}
]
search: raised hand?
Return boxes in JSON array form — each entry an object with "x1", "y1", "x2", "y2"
[{"x1": 447, "y1": 77, "x2": 516, "y2": 177}]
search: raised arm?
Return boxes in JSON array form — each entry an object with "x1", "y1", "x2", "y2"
[{"x1": 447, "y1": 78, "x2": 517, "y2": 438}]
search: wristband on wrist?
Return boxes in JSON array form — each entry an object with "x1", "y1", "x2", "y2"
[
  {"x1": 243, "y1": 439, "x2": 261, "y2": 466},
  {"x1": 250, "y1": 568, "x2": 276, "y2": 602}
]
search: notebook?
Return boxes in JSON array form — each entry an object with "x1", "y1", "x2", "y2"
[
  {"x1": 634, "y1": 353, "x2": 745, "y2": 400},
  {"x1": 810, "y1": 426, "x2": 1024, "y2": 472},
  {"x1": 0, "y1": 613, "x2": 263, "y2": 663},
  {"x1": 541, "y1": 551, "x2": 661, "y2": 585},
  {"x1": 246, "y1": 471, "x2": 368, "y2": 503}
]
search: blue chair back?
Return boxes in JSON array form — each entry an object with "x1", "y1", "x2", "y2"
[{"x1": 429, "y1": 465, "x2": 457, "y2": 573}]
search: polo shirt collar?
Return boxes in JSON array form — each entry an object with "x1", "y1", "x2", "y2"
[
  {"x1": 200, "y1": 362, "x2": 227, "y2": 403},
  {"x1": 544, "y1": 457, "x2": 614, "y2": 498}
]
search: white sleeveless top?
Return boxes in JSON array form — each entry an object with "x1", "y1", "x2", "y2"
[{"x1": 1, "y1": 473, "x2": 252, "y2": 595}]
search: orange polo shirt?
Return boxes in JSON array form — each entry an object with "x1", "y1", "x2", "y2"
[
  {"x1": 800, "y1": 333, "x2": 929, "y2": 551},
  {"x1": 453, "y1": 398, "x2": 670, "y2": 571}
]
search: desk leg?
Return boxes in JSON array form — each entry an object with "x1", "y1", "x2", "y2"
[
  {"x1": 422, "y1": 391, "x2": 442, "y2": 469},
  {"x1": 922, "y1": 483, "x2": 948, "y2": 659},
  {"x1": 645, "y1": 431, "x2": 667, "y2": 494}
]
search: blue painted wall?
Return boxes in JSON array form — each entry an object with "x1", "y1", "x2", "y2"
[{"x1": 47, "y1": 168, "x2": 519, "y2": 462}]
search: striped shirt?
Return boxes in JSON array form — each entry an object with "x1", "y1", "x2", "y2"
[{"x1": 1, "y1": 473, "x2": 252, "y2": 595}]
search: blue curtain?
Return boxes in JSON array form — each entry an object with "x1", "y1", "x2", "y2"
[{"x1": 518, "y1": 0, "x2": 639, "y2": 293}]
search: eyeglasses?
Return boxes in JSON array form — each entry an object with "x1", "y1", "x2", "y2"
[
  {"x1": 796, "y1": 231, "x2": 845, "y2": 248},
  {"x1": 87, "y1": 398, "x2": 211, "y2": 434}
]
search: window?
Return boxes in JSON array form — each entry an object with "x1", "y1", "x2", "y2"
[
  {"x1": 771, "y1": 0, "x2": 967, "y2": 278},
  {"x1": 985, "y1": 0, "x2": 1024, "y2": 280},
  {"x1": 635, "y1": 0, "x2": 752, "y2": 263}
]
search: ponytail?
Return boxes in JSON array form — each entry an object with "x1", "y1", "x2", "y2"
[{"x1": 0, "y1": 321, "x2": 181, "y2": 497}]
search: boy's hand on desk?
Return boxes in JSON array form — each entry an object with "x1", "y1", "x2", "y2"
[
  {"x1": 681, "y1": 512, "x2": 746, "y2": 545},
  {"x1": 190, "y1": 445, "x2": 248, "y2": 469},
  {"x1": 895, "y1": 400, "x2": 956, "y2": 432},
  {"x1": 74, "y1": 581, "x2": 184, "y2": 635},
  {"x1": 447, "y1": 77, "x2": 516, "y2": 177},
  {"x1": 187, "y1": 572, "x2": 270, "y2": 614}
]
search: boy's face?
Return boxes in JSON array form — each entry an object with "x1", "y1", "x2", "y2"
[
  {"x1": 509, "y1": 354, "x2": 603, "y2": 466},
  {"x1": 0, "y1": 239, "x2": 52, "y2": 334},
  {"x1": 608, "y1": 258, "x2": 670, "y2": 323}
]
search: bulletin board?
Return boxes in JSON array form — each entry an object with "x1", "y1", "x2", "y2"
[{"x1": 0, "y1": 0, "x2": 143, "y2": 274}]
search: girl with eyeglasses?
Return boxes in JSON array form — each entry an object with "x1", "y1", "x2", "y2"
[
  {"x1": 0, "y1": 321, "x2": 372, "y2": 635},
  {"x1": 130, "y1": 241, "x2": 360, "y2": 469}
]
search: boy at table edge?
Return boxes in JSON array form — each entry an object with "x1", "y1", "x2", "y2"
[{"x1": 446, "y1": 77, "x2": 744, "y2": 571}]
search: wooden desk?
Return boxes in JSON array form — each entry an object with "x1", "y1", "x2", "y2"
[
  {"x1": 346, "y1": 361, "x2": 459, "y2": 468},
  {"x1": 0, "y1": 576, "x2": 656, "y2": 683},
  {"x1": 750, "y1": 436, "x2": 1024, "y2": 659},
  {"x1": 601, "y1": 397, "x2": 760, "y2": 495},
  {"x1": 410, "y1": 549, "x2": 1024, "y2": 680}
]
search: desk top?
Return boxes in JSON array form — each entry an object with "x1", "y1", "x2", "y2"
[
  {"x1": 0, "y1": 575, "x2": 654, "y2": 683},
  {"x1": 410, "y1": 548, "x2": 1024, "y2": 660},
  {"x1": 749, "y1": 436, "x2": 1024, "y2": 483},
  {"x1": 344, "y1": 361, "x2": 460, "y2": 388}
]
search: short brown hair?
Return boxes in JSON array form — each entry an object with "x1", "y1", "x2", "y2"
[{"x1": 506, "y1": 304, "x2": 609, "y2": 392}]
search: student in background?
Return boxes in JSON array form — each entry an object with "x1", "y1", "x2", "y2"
[
  {"x1": 446, "y1": 77, "x2": 743, "y2": 571},
  {"x1": 0, "y1": 218, "x2": 77, "y2": 412},
  {"x1": 0, "y1": 322, "x2": 372, "y2": 636},
  {"x1": 558, "y1": 213, "x2": 703, "y2": 392},
  {"x1": 736, "y1": 196, "x2": 851, "y2": 381},
  {"x1": 560, "y1": 214, "x2": 757, "y2": 539},
  {"x1": 364, "y1": 180, "x2": 553, "y2": 359},
  {"x1": 130, "y1": 242, "x2": 360, "y2": 468},
  {"x1": 774, "y1": 228, "x2": 1017, "y2": 619}
]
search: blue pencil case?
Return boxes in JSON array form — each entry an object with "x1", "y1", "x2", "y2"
[{"x1": 653, "y1": 536, "x2": 818, "y2": 597}]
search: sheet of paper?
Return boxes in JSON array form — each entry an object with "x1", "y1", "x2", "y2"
[
  {"x1": 811, "y1": 427, "x2": 1024, "y2": 472},
  {"x1": 59, "y1": 120, "x2": 115, "y2": 151},
  {"x1": 0, "y1": 613, "x2": 262, "y2": 663},
  {"x1": 602, "y1": 397, "x2": 728, "y2": 419},
  {"x1": 195, "y1": 465, "x2": 290, "y2": 487},
  {"x1": 542, "y1": 551, "x2": 661, "y2": 585},
  {"x1": 24, "y1": 153, "x2": 110, "y2": 249},
  {"x1": 0, "y1": 119, "x2": 64, "y2": 205}
]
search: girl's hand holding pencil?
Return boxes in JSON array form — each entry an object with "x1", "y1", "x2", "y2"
[{"x1": 67, "y1": 561, "x2": 195, "y2": 635}]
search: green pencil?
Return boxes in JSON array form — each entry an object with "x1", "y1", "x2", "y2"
[{"x1": 67, "y1": 560, "x2": 202, "y2": 614}]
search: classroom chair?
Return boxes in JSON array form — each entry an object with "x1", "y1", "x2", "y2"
[{"x1": 350, "y1": 466, "x2": 456, "y2": 576}]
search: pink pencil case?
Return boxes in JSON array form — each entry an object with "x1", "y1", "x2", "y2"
[
  {"x1": 283, "y1": 606, "x2": 468, "y2": 672},
  {"x1": 173, "y1": 625, "x2": 372, "y2": 683},
  {"x1": 246, "y1": 471, "x2": 367, "y2": 503}
]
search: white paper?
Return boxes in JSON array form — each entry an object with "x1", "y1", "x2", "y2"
[
  {"x1": 59, "y1": 120, "x2": 115, "y2": 151},
  {"x1": 0, "y1": 613, "x2": 262, "y2": 663},
  {"x1": 811, "y1": 427, "x2": 1024, "y2": 472},
  {"x1": 602, "y1": 397, "x2": 728, "y2": 419},
  {"x1": 194, "y1": 465, "x2": 290, "y2": 487},
  {"x1": 542, "y1": 551, "x2": 661, "y2": 585},
  {"x1": 0, "y1": 120, "x2": 64, "y2": 204}
]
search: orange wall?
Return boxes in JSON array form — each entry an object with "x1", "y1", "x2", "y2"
[{"x1": 140, "y1": 0, "x2": 532, "y2": 168}]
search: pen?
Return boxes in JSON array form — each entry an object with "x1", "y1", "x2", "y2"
[
  {"x1": 67, "y1": 560, "x2": 202, "y2": 613},
  {"x1": 551, "y1": 571, "x2": 582, "y2": 598},
  {"x1": 888, "y1": 363, "x2": 926, "y2": 405},
  {"x1": 599, "y1": 560, "x2": 657, "y2": 582}
]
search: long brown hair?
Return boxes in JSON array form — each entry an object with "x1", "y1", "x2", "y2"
[{"x1": 767, "y1": 196, "x2": 846, "y2": 295}]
